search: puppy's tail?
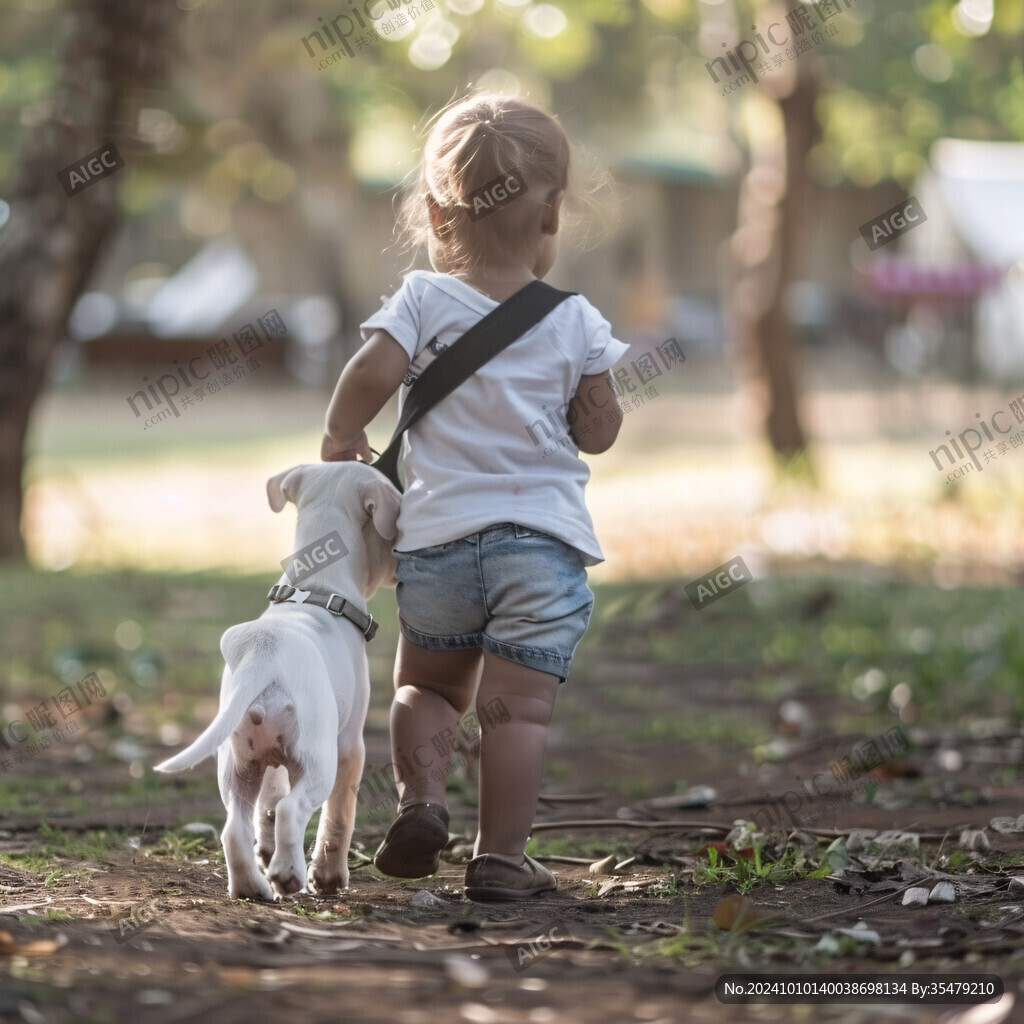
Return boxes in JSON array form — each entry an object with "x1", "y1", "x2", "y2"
[{"x1": 154, "y1": 680, "x2": 256, "y2": 774}]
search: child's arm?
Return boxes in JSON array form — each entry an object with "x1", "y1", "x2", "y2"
[
  {"x1": 322, "y1": 330, "x2": 410, "y2": 462},
  {"x1": 568, "y1": 372, "x2": 623, "y2": 454}
]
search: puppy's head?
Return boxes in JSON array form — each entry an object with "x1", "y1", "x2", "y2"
[{"x1": 267, "y1": 462, "x2": 400, "y2": 595}]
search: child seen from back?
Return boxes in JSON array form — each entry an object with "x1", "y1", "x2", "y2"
[{"x1": 321, "y1": 93, "x2": 627, "y2": 899}]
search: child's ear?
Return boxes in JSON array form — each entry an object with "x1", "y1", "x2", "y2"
[
  {"x1": 541, "y1": 189, "x2": 563, "y2": 234},
  {"x1": 427, "y1": 194, "x2": 446, "y2": 235}
]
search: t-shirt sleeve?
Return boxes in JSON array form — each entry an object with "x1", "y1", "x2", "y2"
[
  {"x1": 579, "y1": 300, "x2": 630, "y2": 377},
  {"x1": 359, "y1": 272, "x2": 425, "y2": 359}
]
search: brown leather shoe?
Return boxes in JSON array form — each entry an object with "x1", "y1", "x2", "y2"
[
  {"x1": 464, "y1": 852, "x2": 557, "y2": 901},
  {"x1": 373, "y1": 803, "x2": 450, "y2": 879}
]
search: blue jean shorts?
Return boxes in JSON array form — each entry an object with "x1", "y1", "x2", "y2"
[{"x1": 394, "y1": 523, "x2": 594, "y2": 682}]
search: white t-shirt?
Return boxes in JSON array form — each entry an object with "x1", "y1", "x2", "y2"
[{"x1": 360, "y1": 270, "x2": 629, "y2": 566}]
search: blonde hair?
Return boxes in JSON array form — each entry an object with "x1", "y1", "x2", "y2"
[{"x1": 394, "y1": 92, "x2": 614, "y2": 275}]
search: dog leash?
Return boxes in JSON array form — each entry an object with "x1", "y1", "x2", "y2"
[
  {"x1": 371, "y1": 279, "x2": 576, "y2": 492},
  {"x1": 267, "y1": 584, "x2": 378, "y2": 641}
]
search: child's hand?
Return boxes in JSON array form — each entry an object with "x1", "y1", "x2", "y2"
[{"x1": 321, "y1": 430, "x2": 374, "y2": 464}]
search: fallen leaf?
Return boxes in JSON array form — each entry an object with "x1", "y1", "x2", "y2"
[
  {"x1": 588, "y1": 855, "x2": 618, "y2": 876},
  {"x1": 824, "y1": 837, "x2": 851, "y2": 873},
  {"x1": 0, "y1": 931, "x2": 64, "y2": 956},
  {"x1": 713, "y1": 894, "x2": 767, "y2": 932}
]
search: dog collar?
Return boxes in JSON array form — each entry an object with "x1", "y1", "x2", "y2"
[{"x1": 267, "y1": 584, "x2": 378, "y2": 642}]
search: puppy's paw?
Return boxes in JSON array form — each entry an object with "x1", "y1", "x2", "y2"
[
  {"x1": 270, "y1": 872, "x2": 305, "y2": 896},
  {"x1": 229, "y1": 873, "x2": 277, "y2": 902},
  {"x1": 308, "y1": 862, "x2": 349, "y2": 895},
  {"x1": 268, "y1": 856, "x2": 306, "y2": 896}
]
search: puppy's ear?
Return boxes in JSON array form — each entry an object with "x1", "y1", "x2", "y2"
[
  {"x1": 361, "y1": 475, "x2": 401, "y2": 540},
  {"x1": 267, "y1": 466, "x2": 304, "y2": 513}
]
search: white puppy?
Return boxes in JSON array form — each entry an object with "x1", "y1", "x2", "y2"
[{"x1": 155, "y1": 462, "x2": 400, "y2": 901}]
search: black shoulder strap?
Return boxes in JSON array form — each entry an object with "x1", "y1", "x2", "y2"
[{"x1": 372, "y1": 280, "x2": 575, "y2": 491}]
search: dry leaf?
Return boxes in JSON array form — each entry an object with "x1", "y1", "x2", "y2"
[
  {"x1": 0, "y1": 931, "x2": 64, "y2": 956},
  {"x1": 713, "y1": 894, "x2": 767, "y2": 932},
  {"x1": 588, "y1": 855, "x2": 619, "y2": 876}
]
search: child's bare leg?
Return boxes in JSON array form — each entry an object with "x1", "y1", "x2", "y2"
[
  {"x1": 374, "y1": 639, "x2": 482, "y2": 877},
  {"x1": 474, "y1": 653, "x2": 559, "y2": 859},
  {"x1": 389, "y1": 637, "x2": 482, "y2": 808}
]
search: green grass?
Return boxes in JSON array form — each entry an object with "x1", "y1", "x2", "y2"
[
  {"x1": 0, "y1": 825, "x2": 128, "y2": 884},
  {"x1": 2, "y1": 564, "x2": 1023, "y2": 838},
  {"x1": 525, "y1": 836, "x2": 617, "y2": 859}
]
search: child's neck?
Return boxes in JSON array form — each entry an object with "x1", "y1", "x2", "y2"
[{"x1": 454, "y1": 264, "x2": 538, "y2": 303}]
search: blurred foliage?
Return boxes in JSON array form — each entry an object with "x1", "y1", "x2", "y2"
[
  {"x1": 2, "y1": 0, "x2": 1023, "y2": 236},
  {"x1": 2, "y1": 562, "x2": 1022, "y2": 747}
]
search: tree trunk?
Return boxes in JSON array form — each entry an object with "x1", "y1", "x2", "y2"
[
  {"x1": 725, "y1": 62, "x2": 819, "y2": 469},
  {"x1": 0, "y1": 0, "x2": 179, "y2": 562}
]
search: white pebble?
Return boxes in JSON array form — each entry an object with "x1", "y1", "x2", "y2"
[{"x1": 902, "y1": 887, "x2": 930, "y2": 907}]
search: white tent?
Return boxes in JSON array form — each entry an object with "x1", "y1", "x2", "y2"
[{"x1": 911, "y1": 138, "x2": 1024, "y2": 376}]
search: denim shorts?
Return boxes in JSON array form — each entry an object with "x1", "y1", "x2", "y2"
[{"x1": 394, "y1": 523, "x2": 594, "y2": 682}]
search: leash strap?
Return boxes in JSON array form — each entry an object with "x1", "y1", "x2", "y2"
[
  {"x1": 267, "y1": 584, "x2": 378, "y2": 642},
  {"x1": 372, "y1": 279, "x2": 576, "y2": 491}
]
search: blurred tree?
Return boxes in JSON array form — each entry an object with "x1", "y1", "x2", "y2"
[
  {"x1": 711, "y1": 0, "x2": 1024, "y2": 470},
  {"x1": 0, "y1": 0, "x2": 179, "y2": 561},
  {"x1": 2, "y1": 0, "x2": 1023, "y2": 557}
]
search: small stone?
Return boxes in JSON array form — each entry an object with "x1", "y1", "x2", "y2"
[
  {"x1": 443, "y1": 954, "x2": 489, "y2": 988},
  {"x1": 958, "y1": 829, "x2": 991, "y2": 853},
  {"x1": 929, "y1": 882, "x2": 957, "y2": 904},
  {"x1": 845, "y1": 829, "x2": 878, "y2": 854},
  {"x1": 647, "y1": 785, "x2": 717, "y2": 810},
  {"x1": 410, "y1": 888, "x2": 446, "y2": 909},
  {"x1": 835, "y1": 922, "x2": 881, "y2": 945},
  {"x1": 989, "y1": 814, "x2": 1024, "y2": 835},
  {"x1": 874, "y1": 830, "x2": 920, "y2": 856},
  {"x1": 902, "y1": 887, "x2": 930, "y2": 907},
  {"x1": 181, "y1": 823, "x2": 219, "y2": 842},
  {"x1": 1008, "y1": 877, "x2": 1024, "y2": 894}
]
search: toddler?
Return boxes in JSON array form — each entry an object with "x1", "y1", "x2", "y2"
[{"x1": 321, "y1": 92, "x2": 626, "y2": 900}]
